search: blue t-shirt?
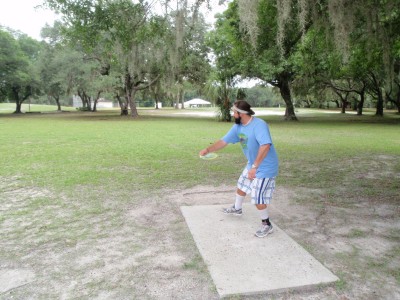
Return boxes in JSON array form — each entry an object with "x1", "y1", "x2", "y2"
[{"x1": 222, "y1": 117, "x2": 279, "y2": 178}]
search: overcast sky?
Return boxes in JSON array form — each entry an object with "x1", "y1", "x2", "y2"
[
  {"x1": 0, "y1": 0, "x2": 59, "y2": 40},
  {"x1": 0, "y1": 0, "x2": 227, "y2": 41},
  {"x1": 0, "y1": 1, "x2": 267, "y2": 86}
]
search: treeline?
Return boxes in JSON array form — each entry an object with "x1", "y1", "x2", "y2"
[
  {"x1": 1, "y1": 0, "x2": 399, "y2": 120},
  {"x1": 210, "y1": 0, "x2": 400, "y2": 120},
  {"x1": 1, "y1": 1, "x2": 213, "y2": 117}
]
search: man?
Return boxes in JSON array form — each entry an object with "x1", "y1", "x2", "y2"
[{"x1": 199, "y1": 100, "x2": 279, "y2": 238}]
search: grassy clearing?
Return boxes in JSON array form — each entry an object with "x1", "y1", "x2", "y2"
[
  {"x1": 0, "y1": 109, "x2": 237, "y2": 191},
  {"x1": 1, "y1": 107, "x2": 398, "y2": 194},
  {"x1": 0, "y1": 107, "x2": 399, "y2": 298},
  {"x1": 0, "y1": 103, "x2": 76, "y2": 113}
]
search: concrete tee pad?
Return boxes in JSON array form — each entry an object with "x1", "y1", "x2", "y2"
[{"x1": 181, "y1": 204, "x2": 339, "y2": 298}]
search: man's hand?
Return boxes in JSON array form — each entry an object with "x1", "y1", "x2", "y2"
[
  {"x1": 199, "y1": 148, "x2": 209, "y2": 156},
  {"x1": 199, "y1": 140, "x2": 228, "y2": 157},
  {"x1": 248, "y1": 167, "x2": 256, "y2": 180}
]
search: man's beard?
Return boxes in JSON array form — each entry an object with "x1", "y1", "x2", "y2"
[{"x1": 234, "y1": 116, "x2": 241, "y2": 124}]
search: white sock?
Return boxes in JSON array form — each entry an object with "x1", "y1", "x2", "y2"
[
  {"x1": 234, "y1": 194, "x2": 245, "y2": 210},
  {"x1": 258, "y1": 207, "x2": 269, "y2": 220}
]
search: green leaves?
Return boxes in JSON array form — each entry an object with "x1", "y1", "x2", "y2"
[{"x1": 0, "y1": 29, "x2": 42, "y2": 108}]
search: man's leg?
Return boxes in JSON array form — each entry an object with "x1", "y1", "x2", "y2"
[
  {"x1": 223, "y1": 189, "x2": 245, "y2": 215},
  {"x1": 251, "y1": 178, "x2": 276, "y2": 237},
  {"x1": 223, "y1": 168, "x2": 250, "y2": 215},
  {"x1": 256, "y1": 203, "x2": 271, "y2": 225},
  {"x1": 235, "y1": 188, "x2": 246, "y2": 209},
  {"x1": 255, "y1": 203, "x2": 274, "y2": 237},
  {"x1": 237, "y1": 188, "x2": 246, "y2": 197}
]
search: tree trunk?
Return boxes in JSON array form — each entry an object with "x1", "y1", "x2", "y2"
[
  {"x1": 180, "y1": 89, "x2": 184, "y2": 109},
  {"x1": 393, "y1": 89, "x2": 400, "y2": 113},
  {"x1": 77, "y1": 90, "x2": 83, "y2": 108},
  {"x1": 357, "y1": 92, "x2": 365, "y2": 115},
  {"x1": 92, "y1": 91, "x2": 102, "y2": 112},
  {"x1": 12, "y1": 87, "x2": 23, "y2": 114},
  {"x1": 174, "y1": 87, "x2": 183, "y2": 109},
  {"x1": 92, "y1": 100, "x2": 98, "y2": 112},
  {"x1": 341, "y1": 98, "x2": 348, "y2": 113},
  {"x1": 87, "y1": 95, "x2": 92, "y2": 111},
  {"x1": 123, "y1": 70, "x2": 160, "y2": 118},
  {"x1": 223, "y1": 96, "x2": 231, "y2": 122},
  {"x1": 54, "y1": 95, "x2": 61, "y2": 111},
  {"x1": 352, "y1": 97, "x2": 357, "y2": 111},
  {"x1": 154, "y1": 91, "x2": 162, "y2": 109},
  {"x1": 124, "y1": 71, "x2": 139, "y2": 118},
  {"x1": 332, "y1": 89, "x2": 349, "y2": 114},
  {"x1": 14, "y1": 101, "x2": 23, "y2": 114},
  {"x1": 78, "y1": 90, "x2": 90, "y2": 110},
  {"x1": 385, "y1": 85, "x2": 400, "y2": 113},
  {"x1": 129, "y1": 89, "x2": 139, "y2": 118},
  {"x1": 375, "y1": 88, "x2": 384, "y2": 116},
  {"x1": 278, "y1": 72, "x2": 297, "y2": 121},
  {"x1": 116, "y1": 94, "x2": 128, "y2": 115},
  {"x1": 368, "y1": 72, "x2": 384, "y2": 116}
]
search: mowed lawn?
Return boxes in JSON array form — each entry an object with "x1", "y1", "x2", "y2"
[
  {"x1": 1, "y1": 107, "x2": 398, "y2": 195},
  {"x1": 0, "y1": 107, "x2": 399, "y2": 298}
]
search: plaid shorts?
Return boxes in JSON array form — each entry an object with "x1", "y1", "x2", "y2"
[{"x1": 237, "y1": 167, "x2": 276, "y2": 205}]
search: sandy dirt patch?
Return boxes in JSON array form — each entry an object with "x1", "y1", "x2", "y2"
[{"x1": 1, "y1": 178, "x2": 399, "y2": 299}]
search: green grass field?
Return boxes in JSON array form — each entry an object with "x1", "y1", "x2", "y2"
[
  {"x1": 1, "y1": 106, "x2": 399, "y2": 197},
  {"x1": 1, "y1": 105, "x2": 399, "y2": 298}
]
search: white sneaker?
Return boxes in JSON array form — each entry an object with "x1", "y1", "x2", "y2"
[
  {"x1": 255, "y1": 223, "x2": 274, "y2": 238},
  {"x1": 222, "y1": 205, "x2": 242, "y2": 216}
]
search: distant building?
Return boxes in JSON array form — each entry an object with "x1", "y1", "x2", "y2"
[
  {"x1": 97, "y1": 98, "x2": 113, "y2": 108},
  {"x1": 72, "y1": 95, "x2": 113, "y2": 108},
  {"x1": 72, "y1": 95, "x2": 82, "y2": 107},
  {"x1": 184, "y1": 98, "x2": 212, "y2": 108}
]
